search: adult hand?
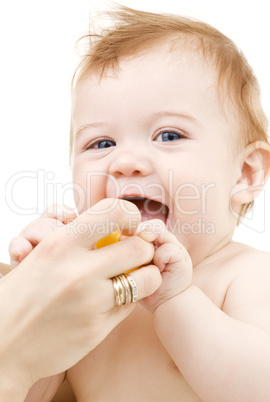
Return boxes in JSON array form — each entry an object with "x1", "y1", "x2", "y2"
[{"x1": 0, "y1": 199, "x2": 161, "y2": 401}]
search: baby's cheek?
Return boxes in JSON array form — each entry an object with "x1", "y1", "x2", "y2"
[{"x1": 72, "y1": 166, "x2": 106, "y2": 214}]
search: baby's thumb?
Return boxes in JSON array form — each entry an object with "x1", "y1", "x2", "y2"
[
  {"x1": 9, "y1": 236, "x2": 33, "y2": 269},
  {"x1": 41, "y1": 204, "x2": 77, "y2": 224}
]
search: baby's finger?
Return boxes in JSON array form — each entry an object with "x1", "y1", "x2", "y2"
[
  {"x1": 153, "y1": 242, "x2": 191, "y2": 273},
  {"x1": 20, "y1": 218, "x2": 64, "y2": 245},
  {"x1": 41, "y1": 204, "x2": 77, "y2": 224},
  {"x1": 9, "y1": 236, "x2": 33, "y2": 268},
  {"x1": 137, "y1": 219, "x2": 180, "y2": 247}
]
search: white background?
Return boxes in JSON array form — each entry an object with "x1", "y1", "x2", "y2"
[{"x1": 0, "y1": 0, "x2": 269, "y2": 263}]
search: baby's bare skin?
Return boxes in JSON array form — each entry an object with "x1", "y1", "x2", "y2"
[
  {"x1": 14, "y1": 214, "x2": 270, "y2": 402},
  {"x1": 62, "y1": 241, "x2": 270, "y2": 402},
  {"x1": 10, "y1": 221, "x2": 270, "y2": 402},
  {"x1": 66, "y1": 304, "x2": 201, "y2": 401},
  {"x1": 9, "y1": 29, "x2": 270, "y2": 401}
]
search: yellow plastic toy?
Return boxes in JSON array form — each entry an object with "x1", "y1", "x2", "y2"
[
  {"x1": 96, "y1": 231, "x2": 139, "y2": 273},
  {"x1": 96, "y1": 230, "x2": 121, "y2": 249}
]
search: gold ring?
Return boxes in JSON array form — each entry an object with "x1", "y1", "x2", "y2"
[
  {"x1": 118, "y1": 274, "x2": 132, "y2": 304},
  {"x1": 112, "y1": 277, "x2": 121, "y2": 306},
  {"x1": 116, "y1": 275, "x2": 126, "y2": 305},
  {"x1": 111, "y1": 274, "x2": 138, "y2": 306},
  {"x1": 126, "y1": 275, "x2": 138, "y2": 302}
]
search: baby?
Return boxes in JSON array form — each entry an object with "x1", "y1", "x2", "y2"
[{"x1": 9, "y1": 6, "x2": 270, "y2": 402}]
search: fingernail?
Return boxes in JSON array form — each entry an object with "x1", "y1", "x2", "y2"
[{"x1": 136, "y1": 222, "x2": 152, "y2": 234}]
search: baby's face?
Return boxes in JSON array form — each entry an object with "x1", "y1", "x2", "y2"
[{"x1": 71, "y1": 45, "x2": 240, "y2": 263}]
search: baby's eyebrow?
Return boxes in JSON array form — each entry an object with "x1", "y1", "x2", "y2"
[
  {"x1": 74, "y1": 111, "x2": 199, "y2": 140},
  {"x1": 150, "y1": 110, "x2": 199, "y2": 123},
  {"x1": 75, "y1": 122, "x2": 107, "y2": 139}
]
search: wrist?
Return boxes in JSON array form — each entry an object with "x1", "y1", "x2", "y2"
[{"x1": 152, "y1": 284, "x2": 193, "y2": 314}]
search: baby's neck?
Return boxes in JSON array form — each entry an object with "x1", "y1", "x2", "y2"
[{"x1": 194, "y1": 240, "x2": 250, "y2": 269}]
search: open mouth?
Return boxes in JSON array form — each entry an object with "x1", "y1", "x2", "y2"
[{"x1": 121, "y1": 196, "x2": 169, "y2": 223}]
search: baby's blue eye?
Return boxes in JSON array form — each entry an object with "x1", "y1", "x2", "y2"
[
  {"x1": 96, "y1": 140, "x2": 116, "y2": 148},
  {"x1": 86, "y1": 138, "x2": 116, "y2": 150},
  {"x1": 155, "y1": 131, "x2": 182, "y2": 142}
]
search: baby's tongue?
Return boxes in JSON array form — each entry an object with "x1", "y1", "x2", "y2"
[{"x1": 131, "y1": 198, "x2": 168, "y2": 223}]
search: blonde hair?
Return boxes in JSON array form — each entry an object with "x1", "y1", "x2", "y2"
[{"x1": 71, "y1": 5, "x2": 269, "y2": 218}]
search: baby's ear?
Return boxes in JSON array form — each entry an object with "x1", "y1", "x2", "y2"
[{"x1": 231, "y1": 141, "x2": 270, "y2": 204}]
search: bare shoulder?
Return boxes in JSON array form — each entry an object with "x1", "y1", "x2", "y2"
[
  {"x1": 230, "y1": 243, "x2": 270, "y2": 276},
  {"x1": 238, "y1": 243, "x2": 270, "y2": 263},
  {"x1": 222, "y1": 243, "x2": 270, "y2": 334}
]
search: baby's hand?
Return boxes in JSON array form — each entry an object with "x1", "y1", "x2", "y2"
[
  {"x1": 137, "y1": 219, "x2": 192, "y2": 312},
  {"x1": 9, "y1": 204, "x2": 77, "y2": 268}
]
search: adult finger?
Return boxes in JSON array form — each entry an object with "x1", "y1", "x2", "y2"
[
  {"x1": 104, "y1": 265, "x2": 161, "y2": 310},
  {"x1": 61, "y1": 198, "x2": 141, "y2": 249},
  {"x1": 126, "y1": 265, "x2": 162, "y2": 300},
  {"x1": 93, "y1": 235, "x2": 155, "y2": 278}
]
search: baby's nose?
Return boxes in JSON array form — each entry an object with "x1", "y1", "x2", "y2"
[{"x1": 108, "y1": 150, "x2": 153, "y2": 178}]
